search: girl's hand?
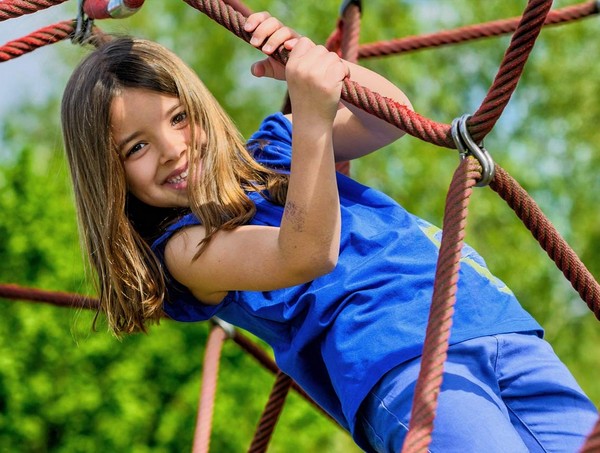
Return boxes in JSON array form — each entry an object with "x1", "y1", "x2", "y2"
[
  {"x1": 285, "y1": 37, "x2": 350, "y2": 125},
  {"x1": 245, "y1": 12, "x2": 299, "y2": 81}
]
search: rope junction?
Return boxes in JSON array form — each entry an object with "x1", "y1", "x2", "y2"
[{"x1": 1, "y1": 0, "x2": 599, "y2": 451}]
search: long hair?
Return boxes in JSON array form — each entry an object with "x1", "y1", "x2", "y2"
[{"x1": 61, "y1": 37, "x2": 288, "y2": 335}]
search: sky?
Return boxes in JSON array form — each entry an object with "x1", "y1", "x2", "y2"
[{"x1": 0, "y1": 4, "x2": 73, "y2": 121}]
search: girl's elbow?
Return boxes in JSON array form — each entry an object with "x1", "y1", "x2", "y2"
[
  {"x1": 315, "y1": 251, "x2": 338, "y2": 276},
  {"x1": 290, "y1": 250, "x2": 338, "y2": 283},
  {"x1": 310, "y1": 248, "x2": 339, "y2": 279}
]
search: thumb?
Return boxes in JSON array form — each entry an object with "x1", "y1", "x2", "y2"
[
  {"x1": 251, "y1": 59, "x2": 268, "y2": 78},
  {"x1": 251, "y1": 57, "x2": 285, "y2": 80}
]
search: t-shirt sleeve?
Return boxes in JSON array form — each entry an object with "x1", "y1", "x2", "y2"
[
  {"x1": 149, "y1": 113, "x2": 291, "y2": 322},
  {"x1": 247, "y1": 112, "x2": 293, "y2": 172},
  {"x1": 151, "y1": 213, "x2": 225, "y2": 322}
]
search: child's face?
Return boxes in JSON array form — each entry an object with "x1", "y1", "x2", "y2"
[{"x1": 110, "y1": 87, "x2": 205, "y2": 208}]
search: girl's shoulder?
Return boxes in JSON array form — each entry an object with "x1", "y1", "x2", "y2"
[
  {"x1": 248, "y1": 112, "x2": 292, "y2": 144},
  {"x1": 247, "y1": 112, "x2": 293, "y2": 171},
  {"x1": 151, "y1": 212, "x2": 199, "y2": 259}
]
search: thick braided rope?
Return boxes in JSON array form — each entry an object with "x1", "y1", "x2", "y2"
[
  {"x1": 192, "y1": 325, "x2": 229, "y2": 453},
  {"x1": 0, "y1": 0, "x2": 68, "y2": 21},
  {"x1": 182, "y1": 0, "x2": 551, "y2": 149},
  {"x1": 248, "y1": 372, "x2": 293, "y2": 453},
  {"x1": 581, "y1": 419, "x2": 600, "y2": 453},
  {"x1": 0, "y1": 285, "x2": 336, "y2": 426},
  {"x1": 490, "y1": 165, "x2": 600, "y2": 320},
  {"x1": 0, "y1": 283, "x2": 97, "y2": 309},
  {"x1": 340, "y1": 2, "x2": 361, "y2": 65},
  {"x1": 182, "y1": 0, "x2": 450, "y2": 147},
  {"x1": 335, "y1": 1, "x2": 362, "y2": 177},
  {"x1": 358, "y1": 1, "x2": 599, "y2": 59},
  {"x1": 222, "y1": 0, "x2": 252, "y2": 17},
  {"x1": 0, "y1": 20, "x2": 110, "y2": 62},
  {"x1": 231, "y1": 331, "x2": 337, "y2": 423},
  {"x1": 0, "y1": 20, "x2": 74, "y2": 61},
  {"x1": 401, "y1": 156, "x2": 481, "y2": 453},
  {"x1": 468, "y1": 0, "x2": 553, "y2": 141}
]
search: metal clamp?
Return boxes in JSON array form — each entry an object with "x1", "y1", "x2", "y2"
[
  {"x1": 106, "y1": 0, "x2": 144, "y2": 19},
  {"x1": 72, "y1": 0, "x2": 94, "y2": 44},
  {"x1": 451, "y1": 114, "x2": 495, "y2": 187},
  {"x1": 211, "y1": 317, "x2": 236, "y2": 338}
]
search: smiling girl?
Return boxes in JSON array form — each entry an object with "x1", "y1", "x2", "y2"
[{"x1": 60, "y1": 12, "x2": 597, "y2": 453}]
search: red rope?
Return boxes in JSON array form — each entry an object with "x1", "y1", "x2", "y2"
[
  {"x1": 222, "y1": 0, "x2": 252, "y2": 17},
  {"x1": 248, "y1": 372, "x2": 293, "y2": 453},
  {"x1": 0, "y1": 0, "x2": 68, "y2": 21},
  {"x1": 358, "y1": 1, "x2": 599, "y2": 59},
  {"x1": 402, "y1": 156, "x2": 481, "y2": 452},
  {"x1": 581, "y1": 418, "x2": 600, "y2": 453},
  {"x1": 490, "y1": 166, "x2": 600, "y2": 320},
  {"x1": 0, "y1": 283, "x2": 98, "y2": 309},
  {"x1": 0, "y1": 20, "x2": 74, "y2": 62},
  {"x1": 232, "y1": 331, "x2": 336, "y2": 424},
  {"x1": 340, "y1": 1, "x2": 361, "y2": 65},
  {"x1": 0, "y1": 2, "x2": 596, "y2": 450},
  {"x1": 192, "y1": 325, "x2": 229, "y2": 453},
  {"x1": 182, "y1": 0, "x2": 551, "y2": 149},
  {"x1": 335, "y1": 1, "x2": 362, "y2": 177},
  {"x1": 468, "y1": 0, "x2": 553, "y2": 140}
]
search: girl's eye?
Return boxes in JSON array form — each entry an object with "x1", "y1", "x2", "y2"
[
  {"x1": 126, "y1": 142, "x2": 146, "y2": 158},
  {"x1": 172, "y1": 111, "x2": 188, "y2": 126}
]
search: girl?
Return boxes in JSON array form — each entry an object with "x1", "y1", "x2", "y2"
[{"x1": 61, "y1": 12, "x2": 597, "y2": 453}]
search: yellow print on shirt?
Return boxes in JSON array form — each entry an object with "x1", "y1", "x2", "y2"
[{"x1": 416, "y1": 219, "x2": 514, "y2": 296}]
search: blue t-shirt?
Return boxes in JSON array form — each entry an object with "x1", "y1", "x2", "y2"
[{"x1": 152, "y1": 113, "x2": 542, "y2": 434}]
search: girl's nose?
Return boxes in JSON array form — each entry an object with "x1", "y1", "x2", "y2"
[{"x1": 158, "y1": 132, "x2": 187, "y2": 165}]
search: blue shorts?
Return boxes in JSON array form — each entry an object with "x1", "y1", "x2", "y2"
[{"x1": 355, "y1": 332, "x2": 598, "y2": 453}]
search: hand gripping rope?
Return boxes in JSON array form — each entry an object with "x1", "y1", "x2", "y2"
[{"x1": 1, "y1": 0, "x2": 600, "y2": 452}]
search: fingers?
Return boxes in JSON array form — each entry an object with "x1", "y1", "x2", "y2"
[
  {"x1": 244, "y1": 12, "x2": 299, "y2": 55},
  {"x1": 284, "y1": 38, "x2": 350, "y2": 122},
  {"x1": 288, "y1": 38, "x2": 349, "y2": 82}
]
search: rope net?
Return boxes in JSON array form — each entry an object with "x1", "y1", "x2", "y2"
[{"x1": 1, "y1": 0, "x2": 599, "y2": 451}]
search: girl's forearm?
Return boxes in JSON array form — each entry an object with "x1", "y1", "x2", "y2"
[{"x1": 279, "y1": 116, "x2": 341, "y2": 279}]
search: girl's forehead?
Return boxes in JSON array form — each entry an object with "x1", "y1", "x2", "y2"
[
  {"x1": 109, "y1": 89, "x2": 182, "y2": 139},
  {"x1": 111, "y1": 88, "x2": 180, "y2": 115}
]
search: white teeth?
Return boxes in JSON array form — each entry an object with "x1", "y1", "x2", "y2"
[{"x1": 167, "y1": 170, "x2": 188, "y2": 184}]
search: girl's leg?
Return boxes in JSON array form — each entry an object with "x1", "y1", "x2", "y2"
[
  {"x1": 494, "y1": 332, "x2": 598, "y2": 452},
  {"x1": 355, "y1": 333, "x2": 597, "y2": 453}
]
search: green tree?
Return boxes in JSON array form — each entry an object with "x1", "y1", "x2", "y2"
[{"x1": 1, "y1": 1, "x2": 598, "y2": 451}]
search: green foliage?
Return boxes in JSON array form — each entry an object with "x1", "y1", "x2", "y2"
[{"x1": 1, "y1": 0, "x2": 599, "y2": 451}]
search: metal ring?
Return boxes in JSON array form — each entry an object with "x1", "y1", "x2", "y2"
[
  {"x1": 211, "y1": 317, "x2": 236, "y2": 338},
  {"x1": 451, "y1": 114, "x2": 495, "y2": 187},
  {"x1": 451, "y1": 116, "x2": 468, "y2": 158},
  {"x1": 107, "y1": 0, "x2": 143, "y2": 19},
  {"x1": 72, "y1": 0, "x2": 94, "y2": 44}
]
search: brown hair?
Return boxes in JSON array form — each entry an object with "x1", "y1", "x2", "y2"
[{"x1": 61, "y1": 37, "x2": 287, "y2": 335}]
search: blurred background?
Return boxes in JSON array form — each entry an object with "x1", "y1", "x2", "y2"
[{"x1": 1, "y1": 1, "x2": 599, "y2": 451}]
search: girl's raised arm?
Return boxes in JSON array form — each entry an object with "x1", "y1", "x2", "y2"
[
  {"x1": 247, "y1": 14, "x2": 412, "y2": 162},
  {"x1": 165, "y1": 17, "x2": 344, "y2": 305},
  {"x1": 330, "y1": 62, "x2": 412, "y2": 162}
]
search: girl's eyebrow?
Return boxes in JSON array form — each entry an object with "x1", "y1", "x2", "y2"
[
  {"x1": 165, "y1": 102, "x2": 182, "y2": 117},
  {"x1": 116, "y1": 102, "x2": 184, "y2": 153},
  {"x1": 117, "y1": 131, "x2": 142, "y2": 153}
]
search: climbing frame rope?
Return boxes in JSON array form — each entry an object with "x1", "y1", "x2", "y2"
[{"x1": 1, "y1": 0, "x2": 599, "y2": 451}]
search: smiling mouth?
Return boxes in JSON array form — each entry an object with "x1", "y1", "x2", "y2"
[{"x1": 166, "y1": 169, "x2": 188, "y2": 185}]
